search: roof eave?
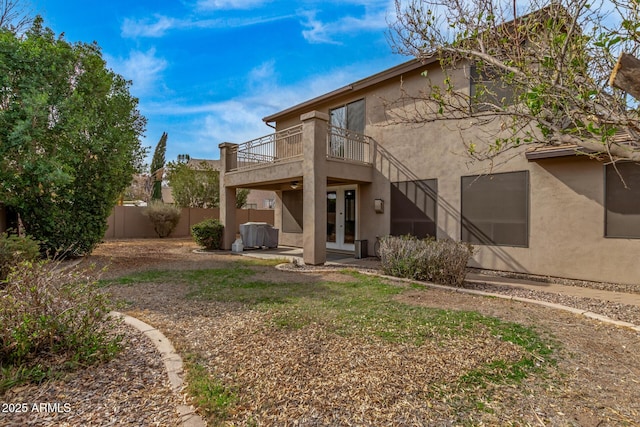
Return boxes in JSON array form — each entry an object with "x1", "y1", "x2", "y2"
[{"x1": 262, "y1": 57, "x2": 438, "y2": 124}]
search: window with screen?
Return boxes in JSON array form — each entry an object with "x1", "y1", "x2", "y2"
[
  {"x1": 605, "y1": 162, "x2": 640, "y2": 238},
  {"x1": 470, "y1": 64, "x2": 517, "y2": 113},
  {"x1": 329, "y1": 99, "x2": 365, "y2": 157},
  {"x1": 390, "y1": 180, "x2": 437, "y2": 239},
  {"x1": 461, "y1": 171, "x2": 529, "y2": 247}
]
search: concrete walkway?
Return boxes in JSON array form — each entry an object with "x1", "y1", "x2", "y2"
[{"x1": 465, "y1": 273, "x2": 640, "y2": 307}]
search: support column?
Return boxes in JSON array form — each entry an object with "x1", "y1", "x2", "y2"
[
  {"x1": 301, "y1": 111, "x2": 328, "y2": 265},
  {"x1": 218, "y1": 142, "x2": 238, "y2": 250}
]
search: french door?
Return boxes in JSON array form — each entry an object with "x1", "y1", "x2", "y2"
[{"x1": 326, "y1": 186, "x2": 356, "y2": 251}]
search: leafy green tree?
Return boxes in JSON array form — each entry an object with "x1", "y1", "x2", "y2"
[
  {"x1": 236, "y1": 189, "x2": 250, "y2": 209},
  {"x1": 166, "y1": 160, "x2": 220, "y2": 208},
  {"x1": 388, "y1": 0, "x2": 640, "y2": 162},
  {"x1": 0, "y1": 17, "x2": 146, "y2": 256},
  {"x1": 149, "y1": 132, "x2": 167, "y2": 201}
]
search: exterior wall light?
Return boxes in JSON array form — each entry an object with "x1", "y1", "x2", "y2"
[{"x1": 374, "y1": 198, "x2": 384, "y2": 213}]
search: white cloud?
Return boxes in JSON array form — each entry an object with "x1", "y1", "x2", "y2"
[
  {"x1": 299, "y1": 1, "x2": 393, "y2": 44},
  {"x1": 190, "y1": 65, "x2": 371, "y2": 147},
  {"x1": 121, "y1": 15, "x2": 178, "y2": 38},
  {"x1": 300, "y1": 11, "x2": 341, "y2": 45},
  {"x1": 121, "y1": 12, "x2": 294, "y2": 39},
  {"x1": 107, "y1": 48, "x2": 168, "y2": 96},
  {"x1": 196, "y1": 0, "x2": 270, "y2": 10}
]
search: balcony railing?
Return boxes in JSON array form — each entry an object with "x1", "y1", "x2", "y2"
[
  {"x1": 327, "y1": 126, "x2": 372, "y2": 164},
  {"x1": 232, "y1": 125, "x2": 303, "y2": 171},
  {"x1": 228, "y1": 124, "x2": 373, "y2": 172}
]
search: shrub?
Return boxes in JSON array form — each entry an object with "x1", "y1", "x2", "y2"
[
  {"x1": 191, "y1": 219, "x2": 224, "y2": 250},
  {"x1": 0, "y1": 233, "x2": 40, "y2": 281},
  {"x1": 379, "y1": 235, "x2": 474, "y2": 286},
  {"x1": 0, "y1": 261, "x2": 121, "y2": 392},
  {"x1": 143, "y1": 201, "x2": 182, "y2": 238}
]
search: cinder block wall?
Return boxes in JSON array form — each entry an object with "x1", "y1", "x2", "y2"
[{"x1": 104, "y1": 206, "x2": 274, "y2": 239}]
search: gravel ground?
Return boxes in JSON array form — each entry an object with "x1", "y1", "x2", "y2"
[
  {"x1": 3, "y1": 239, "x2": 640, "y2": 426},
  {"x1": 461, "y1": 280, "x2": 640, "y2": 326},
  {"x1": 1, "y1": 323, "x2": 182, "y2": 427}
]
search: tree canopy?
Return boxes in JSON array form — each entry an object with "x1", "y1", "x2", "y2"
[
  {"x1": 166, "y1": 159, "x2": 250, "y2": 209},
  {"x1": 0, "y1": 17, "x2": 146, "y2": 256},
  {"x1": 388, "y1": 0, "x2": 640, "y2": 162},
  {"x1": 149, "y1": 132, "x2": 167, "y2": 201},
  {"x1": 166, "y1": 160, "x2": 220, "y2": 208}
]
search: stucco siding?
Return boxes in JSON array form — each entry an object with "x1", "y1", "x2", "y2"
[{"x1": 261, "y1": 60, "x2": 640, "y2": 285}]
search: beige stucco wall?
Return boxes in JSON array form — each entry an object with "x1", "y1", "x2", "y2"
[{"x1": 265, "y1": 59, "x2": 640, "y2": 285}]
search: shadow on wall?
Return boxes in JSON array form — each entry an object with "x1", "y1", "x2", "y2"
[
  {"x1": 533, "y1": 156, "x2": 603, "y2": 206},
  {"x1": 105, "y1": 206, "x2": 275, "y2": 239},
  {"x1": 373, "y1": 142, "x2": 527, "y2": 273}
]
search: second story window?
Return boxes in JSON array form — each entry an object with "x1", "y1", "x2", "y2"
[
  {"x1": 329, "y1": 99, "x2": 365, "y2": 158},
  {"x1": 330, "y1": 99, "x2": 365, "y2": 133},
  {"x1": 470, "y1": 64, "x2": 517, "y2": 113}
]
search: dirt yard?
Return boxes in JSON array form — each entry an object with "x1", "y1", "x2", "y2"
[{"x1": 3, "y1": 238, "x2": 639, "y2": 426}]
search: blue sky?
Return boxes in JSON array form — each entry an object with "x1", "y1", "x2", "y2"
[{"x1": 32, "y1": 0, "x2": 408, "y2": 166}]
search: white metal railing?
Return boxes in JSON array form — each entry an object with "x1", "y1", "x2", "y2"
[
  {"x1": 327, "y1": 126, "x2": 372, "y2": 164},
  {"x1": 232, "y1": 125, "x2": 303, "y2": 171}
]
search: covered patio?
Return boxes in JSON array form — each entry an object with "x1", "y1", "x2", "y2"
[{"x1": 218, "y1": 111, "x2": 375, "y2": 265}]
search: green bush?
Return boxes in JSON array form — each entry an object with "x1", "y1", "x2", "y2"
[
  {"x1": 191, "y1": 219, "x2": 224, "y2": 250},
  {"x1": 143, "y1": 201, "x2": 182, "y2": 238},
  {"x1": 379, "y1": 235, "x2": 474, "y2": 286},
  {"x1": 0, "y1": 261, "x2": 121, "y2": 392},
  {"x1": 0, "y1": 233, "x2": 40, "y2": 281}
]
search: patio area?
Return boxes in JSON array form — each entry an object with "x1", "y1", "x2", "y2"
[{"x1": 239, "y1": 245, "x2": 381, "y2": 270}]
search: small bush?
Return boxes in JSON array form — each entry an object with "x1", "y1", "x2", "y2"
[
  {"x1": 143, "y1": 201, "x2": 182, "y2": 238},
  {"x1": 379, "y1": 235, "x2": 474, "y2": 286},
  {"x1": 0, "y1": 261, "x2": 121, "y2": 392},
  {"x1": 191, "y1": 219, "x2": 224, "y2": 250},
  {"x1": 0, "y1": 233, "x2": 40, "y2": 281}
]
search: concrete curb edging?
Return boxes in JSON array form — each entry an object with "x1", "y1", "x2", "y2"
[
  {"x1": 110, "y1": 311, "x2": 207, "y2": 427},
  {"x1": 276, "y1": 265, "x2": 640, "y2": 333}
]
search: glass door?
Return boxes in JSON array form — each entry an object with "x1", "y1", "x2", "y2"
[{"x1": 326, "y1": 186, "x2": 356, "y2": 251}]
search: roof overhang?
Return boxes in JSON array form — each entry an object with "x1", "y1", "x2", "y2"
[
  {"x1": 525, "y1": 145, "x2": 586, "y2": 160},
  {"x1": 262, "y1": 57, "x2": 439, "y2": 124}
]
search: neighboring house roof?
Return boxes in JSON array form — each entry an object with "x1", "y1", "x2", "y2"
[
  {"x1": 262, "y1": 58, "x2": 437, "y2": 124},
  {"x1": 186, "y1": 158, "x2": 222, "y2": 170}
]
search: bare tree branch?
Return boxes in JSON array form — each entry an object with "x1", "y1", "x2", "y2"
[
  {"x1": 386, "y1": 0, "x2": 640, "y2": 162},
  {"x1": 0, "y1": 0, "x2": 33, "y2": 34}
]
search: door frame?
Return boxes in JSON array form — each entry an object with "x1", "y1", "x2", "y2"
[{"x1": 326, "y1": 185, "x2": 357, "y2": 252}]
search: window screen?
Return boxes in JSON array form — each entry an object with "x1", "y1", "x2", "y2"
[
  {"x1": 470, "y1": 65, "x2": 517, "y2": 113},
  {"x1": 605, "y1": 162, "x2": 640, "y2": 238},
  {"x1": 330, "y1": 99, "x2": 365, "y2": 133},
  {"x1": 329, "y1": 99, "x2": 365, "y2": 158},
  {"x1": 390, "y1": 180, "x2": 437, "y2": 239},
  {"x1": 282, "y1": 190, "x2": 303, "y2": 233},
  {"x1": 461, "y1": 171, "x2": 529, "y2": 246}
]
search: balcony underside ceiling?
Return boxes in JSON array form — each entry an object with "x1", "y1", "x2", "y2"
[{"x1": 225, "y1": 158, "x2": 373, "y2": 190}]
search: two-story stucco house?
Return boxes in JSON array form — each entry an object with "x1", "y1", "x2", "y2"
[{"x1": 218, "y1": 58, "x2": 640, "y2": 286}]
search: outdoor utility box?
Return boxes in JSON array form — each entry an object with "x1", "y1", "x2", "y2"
[{"x1": 355, "y1": 239, "x2": 368, "y2": 259}]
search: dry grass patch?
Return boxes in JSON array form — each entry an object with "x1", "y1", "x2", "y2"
[{"x1": 107, "y1": 266, "x2": 555, "y2": 426}]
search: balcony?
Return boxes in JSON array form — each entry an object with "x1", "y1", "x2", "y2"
[{"x1": 227, "y1": 124, "x2": 373, "y2": 172}]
